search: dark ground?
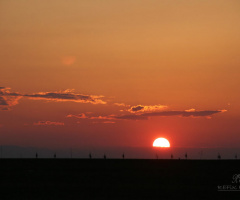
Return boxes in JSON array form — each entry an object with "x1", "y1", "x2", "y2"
[{"x1": 0, "y1": 159, "x2": 239, "y2": 199}]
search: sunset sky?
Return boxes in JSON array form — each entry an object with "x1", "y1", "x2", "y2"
[{"x1": 0, "y1": 0, "x2": 240, "y2": 152}]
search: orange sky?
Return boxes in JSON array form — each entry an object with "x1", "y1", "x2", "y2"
[{"x1": 0, "y1": 0, "x2": 240, "y2": 149}]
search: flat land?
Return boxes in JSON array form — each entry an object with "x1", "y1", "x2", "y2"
[{"x1": 0, "y1": 159, "x2": 239, "y2": 199}]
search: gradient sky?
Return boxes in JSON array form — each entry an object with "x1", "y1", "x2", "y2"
[{"x1": 0, "y1": 0, "x2": 240, "y2": 149}]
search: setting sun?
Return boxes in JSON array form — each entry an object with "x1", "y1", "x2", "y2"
[{"x1": 153, "y1": 138, "x2": 170, "y2": 148}]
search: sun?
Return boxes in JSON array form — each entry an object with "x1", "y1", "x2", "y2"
[{"x1": 153, "y1": 138, "x2": 170, "y2": 147}]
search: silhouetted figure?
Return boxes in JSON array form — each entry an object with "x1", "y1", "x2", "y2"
[
  {"x1": 54, "y1": 153, "x2": 56, "y2": 159},
  {"x1": 218, "y1": 153, "x2": 221, "y2": 160},
  {"x1": 122, "y1": 153, "x2": 125, "y2": 159},
  {"x1": 104, "y1": 154, "x2": 106, "y2": 159},
  {"x1": 89, "y1": 153, "x2": 92, "y2": 159},
  {"x1": 171, "y1": 154, "x2": 173, "y2": 159},
  {"x1": 185, "y1": 153, "x2": 188, "y2": 159},
  {"x1": 235, "y1": 154, "x2": 237, "y2": 159},
  {"x1": 36, "y1": 153, "x2": 38, "y2": 159}
]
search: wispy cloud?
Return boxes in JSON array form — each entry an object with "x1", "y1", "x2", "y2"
[
  {"x1": 67, "y1": 109, "x2": 227, "y2": 123},
  {"x1": 127, "y1": 104, "x2": 168, "y2": 113},
  {"x1": 24, "y1": 89, "x2": 106, "y2": 104},
  {"x1": 0, "y1": 87, "x2": 106, "y2": 111},
  {"x1": 66, "y1": 113, "x2": 87, "y2": 119},
  {"x1": 67, "y1": 113, "x2": 114, "y2": 120},
  {"x1": 34, "y1": 121, "x2": 65, "y2": 126},
  {"x1": 117, "y1": 109, "x2": 227, "y2": 120},
  {"x1": 0, "y1": 87, "x2": 22, "y2": 110}
]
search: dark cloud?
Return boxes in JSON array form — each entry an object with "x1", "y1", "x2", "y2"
[
  {"x1": 0, "y1": 97, "x2": 8, "y2": 106},
  {"x1": 128, "y1": 104, "x2": 168, "y2": 113},
  {"x1": 120, "y1": 110, "x2": 227, "y2": 120},
  {"x1": 0, "y1": 87, "x2": 106, "y2": 111},
  {"x1": 67, "y1": 109, "x2": 226, "y2": 123},
  {"x1": 0, "y1": 87, "x2": 21, "y2": 96},
  {"x1": 0, "y1": 87, "x2": 22, "y2": 110},
  {"x1": 24, "y1": 89, "x2": 106, "y2": 104},
  {"x1": 115, "y1": 114, "x2": 148, "y2": 120},
  {"x1": 131, "y1": 105, "x2": 144, "y2": 112}
]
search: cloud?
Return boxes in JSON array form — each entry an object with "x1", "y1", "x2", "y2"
[
  {"x1": 0, "y1": 87, "x2": 106, "y2": 111},
  {"x1": 117, "y1": 109, "x2": 227, "y2": 120},
  {"x1": 67, "y1": 113, "x2": 117, "y2": 124},
  {"x1": 67, "y1": 113, "x2": 114, "y2": 120},
  {"x1": 115, "y1": 114, "x2": 148, "y2": 120},
  {"x1": 0, "y1": 87, "x2": 22, "y2": 110},
  {"x1": 69, "y1": 109, "x2": 226, "y2": 122},
  {"x1": 89, "y1": 116, "x2": 114, "y2": 120},
  {"x1": 66, "y1": 113, "x2": 87, "y2": 119},
  {"x1": 24, "y1": 89, "x2": 106, "y2": 104},
  {"x1": 128, "y1": 104, "x2": 168, "y2": 113},
  {"x1": 34, "y1": 121, "x2": 65, "y2": 126}
]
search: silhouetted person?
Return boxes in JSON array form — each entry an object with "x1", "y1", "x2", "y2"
[
  {"x1": 156, "y1": 154, "x2": 158, "y2": 159},
  {"x1": 171, "y1": 154, "x2": 173, "y2": 159},
  {"x1": 235, "y1": 154, "x2": 238, "y2": 159},
  {"x1": 185, "y1": 153, "x2": 187, "y2": 159},
  {"x1": 89, "y1": 153, "x2": 92, "y2": 159},
  {"x1": 54, "y1": 153, "x2": 56, "y2": 159},
  {"x1": 122, "y1": 153, "x2": 125, "y2": 159},
  {"x1": 36, "y1": 153, "x2": 38, "y2": 159},
  {"x1": 218, "y1": 153, "x2": 221, "y2": 160},
  {"x1": 104, "y1": 154, "x2": 106, "y2": 159}
]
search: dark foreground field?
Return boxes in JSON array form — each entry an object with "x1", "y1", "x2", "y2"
[{"x1": 0, "y1": 159, "x2": 239, "y2": 199}]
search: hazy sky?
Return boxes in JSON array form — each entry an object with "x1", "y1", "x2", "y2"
[{"x1": 0, "y1": 0, "x2": 240, "y2": 149}]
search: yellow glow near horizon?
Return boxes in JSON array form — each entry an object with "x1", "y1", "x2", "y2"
[{"x1": 153, "y1": 138, "x2": 170, "y2": 148}]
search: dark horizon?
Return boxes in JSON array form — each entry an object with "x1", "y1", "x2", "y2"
[{"x1": 1, "y1": 145, "x2": 240, "y2": 160}]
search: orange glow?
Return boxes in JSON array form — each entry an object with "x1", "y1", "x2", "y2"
[
  {"x1": 0, "y1": 1, "x2": 238, "y2": 149},
  {"x1": 62, "y1": 56, "x2": 76, "y2": 66},
  {"x1": 153, "y1": 138, "x2": 170, "y2": 148}
]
